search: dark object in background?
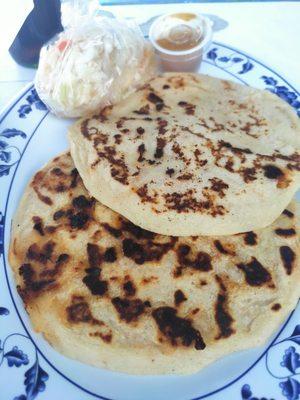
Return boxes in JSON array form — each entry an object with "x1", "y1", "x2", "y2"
[{"x1": 9, "y1": 0, "x2": 63, "y2": 68}]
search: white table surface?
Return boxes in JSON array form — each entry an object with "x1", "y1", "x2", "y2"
[{"x1": 0, "y1": 1, "x2": 299, "y2": 112}]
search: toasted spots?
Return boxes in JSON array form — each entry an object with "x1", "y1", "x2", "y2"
[
  {"x1": 19, "y1": 263, "x2": 34, "y2": 285},
  {"x1": 121, "y1": 219, "x2": 155, "y2": 239},
  {"x1": 163, "y1": 190, "x2": 226, "y2": 216},
  {"x1": 237, "y1": 257, "x2": 272, "y2": 287},
  {"x1": 51, "y1": 167, "x2": 63, "y2": 176},
  {"x1": 122, "y1": 239, "x2": 142, "y2": 262},
  {"x1": 122, "y1": 236, "x2": 176, "y2": 265},
  {"x1": 32, "y1": 163, "x2": 81, "y2": 202},
  {"x1": 217, "y1": 140, "x2": 252, "y2": 155},
  {"x1": 112, "y1": 297, "x2": 149, "y2": 323},
  {"x1": 81, "y1": 119, "x2": 91, "y2": 138},
  {"x1": 94, "y1": 145, "x2": 129, "y2": 185},
  {"x1": 241, "y1": 168, "x2": 257, "y2": 183},
  {"x1": 72, "y1": 195, "x2": 94, "y2": 209},
  {"x1": 141, "y1": 276, "x2": 158, "y2": 285},
  {"x1": 87, "y1": 243, "x2": 102, "y2": 268},
  {"x1": 66, "y1": 295, "x2": 103, "y2": 325},
  {"x1": 174, "y1": 289, "x2": 187, "y2": 306},
  {"x1": 70, "y1": 168, "x2": 79, "y2": 188},
  {"x1": 194, "y1": 148, "x2": 207, "y2": 167},
  {"x1": 69, "y1": 212, "x2": 89, "y2": 229},
  {"x1": 178, "y1": 101, "x2": 195, "y2": 115},
  {"x1": 212, "y1": 140, "x2": 297, "y2": 189},
  {"x1": 35, "y1": 190, "x2": 53, "y2": 206},
  {"x1": 54, "y1": 183, "x2": 68, "y2": 193},
  {"x1": 83, "y1": 273, "x2": 107, "y2": 296},
  {"x1": 177, "y1": 173, "x2": 193, "y2": 181},
  {"x1": 67, "y1": 298, "x2": 93, "y2": 323},
  {"x1": 152, "y1": 307, "x2": 205, "y2": 350},
  {"x1": 262, "y1": 164, "x2": 283, "y2": 180},
  {"x1": 244, "y1": 231, "x2": 257, "y2": 246},
  {"x1": 102, "y1": 223, "x2": 121, "y2": 238},
  {"x1": 271, "y1": 303, "x2": 281, "y2": 311},
  {"x1": 214, "y1": 240, "x2": 234, "y2": 255},
  {"x1": 280, "y1": 246, "x2": 295, "y2": 275},
  {"x1": 40, "y1": 253, "x2": 69, "y2": 278},
  {"x1": 274, "y1": 228, "x2": 296, "y2": 237},
  {"x1": 18, "y1": 263, "x2": 55, "y2": 302},
  {"x1": 283, "y1": 209, "x2": 294, "y2": 218},
  {"x1": 137, "y1": 143, "x2": 146, "y2": 162},
  {"x1": 214, "y1": 276, "x2": 234, "y2": 340},
  {"x1": 134, "y1": 104, "x2": 150, "y2": 115},
  {"x1": 21, "y1": 242, "x2": 68, "y2": 295},
  {"x1": 147, "y1": 92, "x2": 163, "y2": 104},
  {"x1": 167, "y1": 75, "x2": 185, "y2": 88},
  {"x1": 136, "y1": 127, "x2": 145, "y2": 135},
  {"x1": 215, "y1": 293, "x2": 234, "y2": 339},
  {"x1": 53, "y1": 209, "x2": 65, "y2": 220},
  {"x1": 27, "y1": 241, "x2": 55, "y2": 264},
  {"x1": 156, "y1": 103, "x2": 164, "y2": 112},
  {"x1": 177, "y1": 244, "x2": 212, "y2": 272},
  {"x1": 102, "y1": 219, "x2": 175, "y2": 266},
  {"x1": 114, "y1": 134, "x2": 122, "y2": 144},
  {"x1": 83, "y1": 274, "x2": 108, "y2": 296},
  {"x1": 32, "y1": 216, "x2": 44, "y2": 236},
  {"x1": 172, "y1": 143, "x2": 186, "y2": 160},
  {"x1": 45, "y1": 225, "x2": 56, "y2": 234},
  {"x1": 104, "y1": 247, "x2": 117, "y2": 263},
  {"x1": 154, "y1": 138, "x2": 166, "y2": 159},
  {"x1": 166, "y1": 168, "x2": 175, "y2": 177},
  {"x1": 136, "y1": 184, "x2": 158, "y2": 204},
  {"x1": 56, "y1": 253, "x2": 69, "y2": 264},
  {"x1": 157, "y1": 119, "x2": 168, "y2": 135},
  {"x1": 123, "y1": 280, "x2": 136, "y2": 297},
  {"x1": 222, "y1": 80, "x2": 233, "y2": 91},
  {"x1": 83, "y1": 243, "x2": 108, "y2": 295},
  {"x1": 90, "y1": 331, "x2": 112, "y2": 343},
  {"x1": 209, "y1": 178, "x2": 229, "y2": 198}
]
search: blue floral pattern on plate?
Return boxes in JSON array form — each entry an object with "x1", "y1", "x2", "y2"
[
  {"x1": 207, "y1": 47, "x2": 254, "y2": 74},
  {"x1": 0, "y1": 42, "x2": 299, "y2": 400},
  {"x1": 240, "y1": 325, "x2": 300, "y2": 400},
  {"x1": 261, "y1": 76, "x2": 300, "y2": 117},
  {"x1": 17, "y1": 89, "x2": 47, "y2": 118},
  {"x1": 0, "y1": 128, "x2": 27, "y2": 177},
  {"x1": 0, "y1": 86, "x2": 50, "y2": 400},
  {"x1": 241, "y1": 384, "x2": 275, "y2": 400},
  {"x1": 0, "y1": 310, "x2": 49, "y2": 400}
]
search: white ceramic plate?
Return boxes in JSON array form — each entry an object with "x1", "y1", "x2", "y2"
[{"x1": 1, "y1": 42, "x2": 300, "y2": 400}]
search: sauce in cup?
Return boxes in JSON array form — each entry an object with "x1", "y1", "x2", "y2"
[{"x1": 149, "y1": 13, "x2": 212, "y2": 72}]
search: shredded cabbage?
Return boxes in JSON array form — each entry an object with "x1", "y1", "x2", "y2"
[{"x1": 35, "y1": 16, "x2": 156, "y2": 118}]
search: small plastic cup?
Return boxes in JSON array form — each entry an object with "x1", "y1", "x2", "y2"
[{"x1": 149, "y1": 13, "x2": 213, "y2": 72}]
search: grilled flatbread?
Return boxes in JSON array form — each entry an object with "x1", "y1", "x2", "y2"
[
  {"x1": 9, "y1": 152, "x2": 300, "y2": 374},
  {"x1": 69, "y1": 73, "x2": 300, "y2": 236}
]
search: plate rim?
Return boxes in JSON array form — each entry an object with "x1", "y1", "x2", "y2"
[{"x1": 1, "y1": 40, "x2": 299, "y2": 400}]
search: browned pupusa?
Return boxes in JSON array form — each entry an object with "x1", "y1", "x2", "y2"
[
  {"x1": 69, "y1": 73, "x2": 300, "y2": 236},
  {"x1": 9, "y1": 153, "x2": 300, "y2": 374}
]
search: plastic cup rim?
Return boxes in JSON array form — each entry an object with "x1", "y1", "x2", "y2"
[{"x1": 149, "y1": 12, "x2": 213, "y2": 56}]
